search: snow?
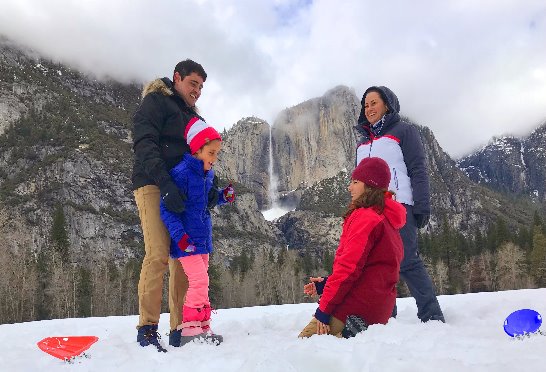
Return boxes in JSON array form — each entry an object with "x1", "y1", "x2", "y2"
[
  {"x1": 1, "y1": 288, "x2": 545, "y2": 372},
  {"x1": 261, "y1": 206, "x2": 292, "y2": 221}
]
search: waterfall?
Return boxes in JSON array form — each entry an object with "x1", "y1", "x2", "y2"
[
  {"x1": 261, "y1": 124, "x2": 290, "y2": 221},
  {"x1": 268, "y1": 124, "x2": 279, "y2": 207}
]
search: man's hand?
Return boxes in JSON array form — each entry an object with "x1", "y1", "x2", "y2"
[
  {"x1": 207, "y1": 175, "x2": 220, "y2": 209},
  {"x1": 160, "y1": 181, "x2": 186, "y2": 213}
]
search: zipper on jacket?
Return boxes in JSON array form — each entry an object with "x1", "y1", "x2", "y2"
[
  {"x1": 393, "y1": 168, "x2": 399, "y2": 190},
  {"x1": 200, "y1": 175, "x2": 207, "y2": 222},
  {"x1": 367, "y1": 128, "x2": 375, "y2": 158}
]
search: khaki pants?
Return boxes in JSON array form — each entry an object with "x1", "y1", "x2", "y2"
[
  {"x1": 134, "y1": 185, "x2": 189, "y2": 331},
  {"x1": 298, "y1": 316, "x2": 344, "y2": 338}
]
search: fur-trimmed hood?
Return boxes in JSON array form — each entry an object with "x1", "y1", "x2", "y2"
[
  {"x1": 140, "y1": 77, "x2": 200, "y2": 114},
  {"x1": 141, "y1": 77, "x2": 174, "y2": 99}
]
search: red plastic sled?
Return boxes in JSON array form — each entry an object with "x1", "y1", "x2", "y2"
[{"x1": 37, "y1": 336, "x2": 99, "y2": 360}]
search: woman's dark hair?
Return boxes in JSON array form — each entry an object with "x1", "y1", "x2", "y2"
[
  {"x1": 363, "y1": 87, "x2": 390, "y2": 112},
  {"x1": 343, "y1": 185, "x2": 388, "y2": 219}
]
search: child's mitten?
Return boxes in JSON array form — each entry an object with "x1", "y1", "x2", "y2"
[
  {"x1": 223, "y1": 184, "x2": 235, "y2": 203},
  {"x1": 177, "y1": 234, "x2": 196, "y2": 253}
]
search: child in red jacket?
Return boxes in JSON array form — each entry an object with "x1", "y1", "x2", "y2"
[{"x1": 299, "y1": 157, "x2": 406, "y2": 338}]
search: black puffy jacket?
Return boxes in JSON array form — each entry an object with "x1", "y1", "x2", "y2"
[{"x1": 131, "y1": 77, "x2": 204, "y2": 190}]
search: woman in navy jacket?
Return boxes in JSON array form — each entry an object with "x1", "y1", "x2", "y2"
[{"x1": 355, "y1": 86, "x2": 444, "y2": 323}]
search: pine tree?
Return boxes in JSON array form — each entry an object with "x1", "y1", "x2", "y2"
[
  {"x1": 208, "y1": 259, "x2": 223, "y2": 307},
  {"x1": 495, "y1": 217, "x2": 510, "y2": 246},
  {"x1": 529, "y1": 226, "x2": 546, "y2": 286},
  {"x1": 322, "y1": 249, "x2": 334, "y2": 272},
  {"x1": 51, "y1": 204, "x2": 70, "y2": 261},
  {"x1": 76, "y1": 266, "x2": 92, "y2": 317},
  {"x1": 473, "y1": 227, "x2": 485, "y2": 255},
  {"x1": 35, "y1": 248, "x2": 53, "y2": 320},
  {"x1": 532, "y1": 211, "x2": 543, "y2": 231}
]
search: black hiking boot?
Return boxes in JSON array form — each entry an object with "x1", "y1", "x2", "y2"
[
  {"x1": 137, "y1": 325, "x2": 167, "y2": 352},
  {"x1": 422, "y1": 314, "x2": 445, "y2": 323},
  {"x1": 169, "y1": 329, "x2": 182, "y2": 347},
  {"x1": 342, "y1": 315, "x2": 368, "y2": 339}
]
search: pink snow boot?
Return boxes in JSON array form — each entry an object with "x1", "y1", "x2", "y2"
[
  {"x1": 176, "y1": 305, "x2": 222, "y2": 346},
  {"x1": 202, "y1": 305, "x2": 212, "y2": 333},
  {"x1": 201, "y1": 305, "x2": 223, "y2": 344}
]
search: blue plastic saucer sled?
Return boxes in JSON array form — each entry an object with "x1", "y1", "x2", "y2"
[{"x1": 503, "y1": 309, "x2": 542, "y2": 337}]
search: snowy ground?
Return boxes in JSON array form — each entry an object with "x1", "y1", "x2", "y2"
[
  {"x1": 1, "y1": 288, "x2": 545, "y2": 372},
  {"x1": 261, "y1": 206, "x2": 292, "y2": 221}
]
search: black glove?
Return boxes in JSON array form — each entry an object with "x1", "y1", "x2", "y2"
[
  {"x1": 207, "y1": 175, "x2": 220, "y2": 209},
  {"x1": 160, "y1": 181, "x2": 186, "y2": 213},
  {"x1": 414, "y1": 213, "x2": 430, "y2": 229},
  {"x1": 341, "y1": 315, "x2": 368, "y2": 339}
]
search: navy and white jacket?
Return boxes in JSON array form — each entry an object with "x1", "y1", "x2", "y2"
[
  {"x1": 160, "y1": 153, "x2": 226, "y2": 258},
  {"x1": 355, "y1": 86, "x2": 430, "y2": 215}
]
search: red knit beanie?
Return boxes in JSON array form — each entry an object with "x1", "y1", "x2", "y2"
[
  {"x1": 184, "y1": 117, "x2": 222, "y2": 154},
  {"x1": 352, "y1": 157, "x2": 391, "y2": 189}
]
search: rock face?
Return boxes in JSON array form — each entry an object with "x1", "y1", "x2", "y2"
[
  {"x1": 217, "y1": 86, "x2": 361, "y2": 209},
  {"x1": 0, "y1": 38, "x2": 52, "y2": 135},
  {"x1": 458, "y1": 123, "x2": 546, "y2": 203},
  {"x1": 419, "y1": 125, "x2": 537, "y2": 233},
  {"x1": 212, "y1": 193, "x2": 286, "y2": 262},
  {"x1": 0, "y1": 38, "x2": 144, "y2": 265},
  {"x1": 275, "y1": 210, "x2": 342, "y2": 255},
  {"x1": 215, "y1": 117, "x2": 271, "y2": 208},
  {"x1": 271, "y1": 86, "x2": 360, "y2": 194}
]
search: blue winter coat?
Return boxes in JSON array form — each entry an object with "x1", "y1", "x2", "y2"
[{"x1": 160, "y1": 153, "x2": 226, "y2": 258}]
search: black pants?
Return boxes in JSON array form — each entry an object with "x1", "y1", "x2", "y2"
[{"x1": 397, "y1": 204, "x2": 444, "y2": 322}]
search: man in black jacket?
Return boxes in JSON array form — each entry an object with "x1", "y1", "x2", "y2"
[{"x1": 132, "y1": 59, "x2": 218, "y2": 350}]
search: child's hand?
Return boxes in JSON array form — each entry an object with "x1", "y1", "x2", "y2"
[
  {"x1": 223, "y1": 184, "x2": 235, "y2": 203},
  {"x1": 316, "y1": 319, "x2": 330, "y2": 335},
  {"x1": 177, "y1": 234, "x2": 196, "y2": 253},
  {"x1": 303, "y1": 277, "x2": 324, "y2": 297}
]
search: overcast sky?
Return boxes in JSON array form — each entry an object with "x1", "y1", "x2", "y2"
[{"x1": 1, "y1": 0, "x2": 545, "y2": 158}]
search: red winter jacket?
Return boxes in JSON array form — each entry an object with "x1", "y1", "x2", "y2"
[{"x1": 315, "y1": 196, "x2": 406, "y2": 326}]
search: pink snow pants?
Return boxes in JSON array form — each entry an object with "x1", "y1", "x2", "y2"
[{"x1": 178, "y1": 254, "x2": 210, "y2": 309}]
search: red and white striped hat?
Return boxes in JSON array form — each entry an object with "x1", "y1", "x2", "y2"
[{"x1": 184, "y1": 117, "x2": 222, "y2": 154}]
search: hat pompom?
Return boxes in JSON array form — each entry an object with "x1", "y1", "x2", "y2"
[{"x1": 185, "y1": 117, "x2": 222, "y2": 153}]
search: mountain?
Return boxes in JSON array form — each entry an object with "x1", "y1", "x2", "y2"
[
  {"x1": 282, "y1": 122, "x2": 540, "y2": 256},
  {"x1": 215, "y1": 117, "x2": 271, "y2": 208},
  {"x1": 0, "y1": 37, "x2": 143, "y2": 264},
  {"x1": 215, "y1": 86, "x2": 360, "y2": 210},
  {"x1": 1, "y1": 37, "x2": 545, "y2": 274},
  {"x1": 457, "y1": 123, "x2": 546, "y2": 203},
  {"x1": 2, "y1": 37, "x2": 546, "y2": 323},
  {"x1": 0, "y1": 38, "x2": 285, "y2": 267},
  {"x1": 271, "y1": 85, "x2": 360, "y2": 194}
]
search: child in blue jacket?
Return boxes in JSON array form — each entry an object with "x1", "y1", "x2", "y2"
[{"x1": 160, "y1": 117, "x2": 235, "y2": 347}]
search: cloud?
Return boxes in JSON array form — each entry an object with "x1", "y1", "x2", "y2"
[{"x1": 1, "y1": 0, "x2": 545, "y2": 158}]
